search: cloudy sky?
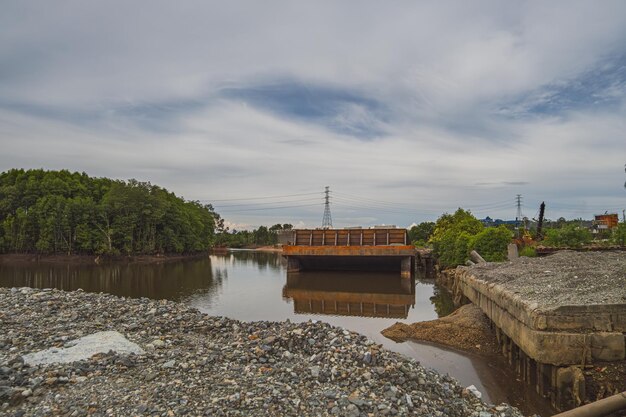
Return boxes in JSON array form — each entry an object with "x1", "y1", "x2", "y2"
[{"x1": 1, "y1": 1, "x2": 625, "y2": 229}]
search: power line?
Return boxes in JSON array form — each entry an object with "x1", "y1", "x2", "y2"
[
  {"x1": 214, "y1": 197, "x2": 321, "y2": 208},
  {"x1": 333, "y1": 191, "x2": 521, "y2": 212},
  {"x1": 216, "y1": 203, "x2": 322, "y2": 212},
  {"x1": 200, "y1": 191, "x2": 323, "y2": 202},
  {"x1": 331, "y1": 196, "x2": 440, "y2": 214}
]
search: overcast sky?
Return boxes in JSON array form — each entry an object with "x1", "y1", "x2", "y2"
[{"x1": 1, "y1": 1, "x2": 625, "y2": 229}]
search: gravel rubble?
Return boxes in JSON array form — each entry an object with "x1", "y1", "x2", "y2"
[
  {"x1": 0, "y1": 287, "x2": 527, "y2": 416},
  {"x1": 464, "y1": 251, "x2": 626, "y2": 308}
]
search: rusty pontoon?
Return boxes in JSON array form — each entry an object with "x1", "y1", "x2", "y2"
[{"x1": 282, "y1": 228, "x2": 415, "y2": 278}]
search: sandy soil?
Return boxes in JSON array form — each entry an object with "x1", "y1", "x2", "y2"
[
  {"x1": 382, "y1": 304, "x2": 500, "y2": 356},
  {"x1": 244, "y1": 245, "x2": 283, "y2": 252}
]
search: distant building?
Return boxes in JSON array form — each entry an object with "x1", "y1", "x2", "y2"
[
  {"x1": 480, "y1": 216, "x2": 518, "y2": 227},
  {"x1": 593, "y1": 213, "x2": 619, "y2": 233}
]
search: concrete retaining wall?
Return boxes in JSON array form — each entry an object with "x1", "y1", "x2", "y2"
[{"x1": 454, "y1": 267, "x2": 625, "y2": 366}]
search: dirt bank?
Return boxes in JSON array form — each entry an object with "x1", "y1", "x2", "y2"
[
  {"x1": 250, "y1": 245, "x2": 283, "y2": 252},
  {"x1": 382, "y1": 304, "x2": 499, "y2": 356},
  {"x1": 218, "y1": 246, "x2": 284, "y2": 252}
]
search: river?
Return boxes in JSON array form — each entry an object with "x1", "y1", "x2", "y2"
[{"x1": 0, "y1": 251, "x2": 554, "y2": 416}]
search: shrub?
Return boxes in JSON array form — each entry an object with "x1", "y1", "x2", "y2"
[
  {"x1": 469, "y1": 225, "x2": 512, "y2": 262},
  {"x1": 429, "y1": 208, "x2": 483, "y2": 268},
  {"x1": 409, "y1": 222, "x2": 435, "y2": 245},
  {"x1": 611, "y1": 223, "x2": 626, "y2": 246},
  {"x1": 519, "y1": 246, "x2": 537, "y2": 257},
  {"x1": 543, "y1": 225, "x2": 592, "y2": 248}
]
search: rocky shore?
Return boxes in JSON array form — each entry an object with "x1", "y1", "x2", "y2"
[{"x1": 0, "y1": 288, "x2": 526, "y2": 417}]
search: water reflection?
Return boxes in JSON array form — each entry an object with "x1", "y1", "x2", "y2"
[
  {"x1": 428, "y1": 281, "x2": 456, "y2": 317},
  {"x1": 0, "y1": 258, "x2": 222, "y2": 302},
  {"x1": 227, "y1": 249, "x2": 283, "y2": 271},
  {"x1": 0, "y1": 251, "x2": 553, "y2": 415},
  {"x1": 283, "y1": 272, "x2": 415, "y2": 318}
]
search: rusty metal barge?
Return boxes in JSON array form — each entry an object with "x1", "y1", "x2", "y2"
[{"x1": 282, "y1": 228, "x2": 415, "y2": 278}]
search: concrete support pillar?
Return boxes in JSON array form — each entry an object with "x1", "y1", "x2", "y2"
[
  {"x1": 400, "y1": 275, "x2": 412, "y2": 293},
  {"x1": 555, "y1": 366, "x2": 585, "y2": 410},
  {"x1": 529, "y1": 359, "x2": 537, "y2": 387},
  {"x1": 400, "y1": 257, "x2": 412, "y2": 279},
  {"x1": 536, "y1": 363, "x2": 552, "y2": 398}
]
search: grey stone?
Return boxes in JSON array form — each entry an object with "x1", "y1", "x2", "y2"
[
  {"x1": 22, "y1": 331, "x2": 144, "y2": 366},
  {"x1": 162, "y1": 360, "x2": 176, "y2": 369},
  {"x1": 346, "y1": 403, "x2": 360, "y2": 417}
]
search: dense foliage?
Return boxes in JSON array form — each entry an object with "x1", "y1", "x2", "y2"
[
  {"x1": 469, "y1": 226, "x2": 513, "y2": 262},
  {"x1": 215, "y1": 224, "x2": 293, "y2": 248},
  {"x1": 0, "y1": 169, "x2": 217, "y2": 255},
  {"x1": 543, "y1": 224, "x2": 592, "y2": 248},
  {"x1": 408, "y1": 221, "x2": 435, "y2": 247},
  {"x1": 429, "y1": 208, "x2": 512, "y2": 268}
]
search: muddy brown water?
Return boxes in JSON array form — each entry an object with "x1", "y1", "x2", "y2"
[{"x1": 0, "y1": 250, "x2": 554, "y2": 416}]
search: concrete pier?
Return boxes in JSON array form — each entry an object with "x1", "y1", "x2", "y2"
[{"x1": 446, "y1": 251, "x2": 626, "y2": 411}]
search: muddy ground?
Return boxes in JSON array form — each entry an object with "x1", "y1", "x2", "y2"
[
  {"x1": 382, "y1": 304, "x2": 499, "y2": 356},
  {"x1": 382, "y1": 302, "x2": 626, "y2": 408}
]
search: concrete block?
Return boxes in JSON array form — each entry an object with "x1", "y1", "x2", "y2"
[{"x1": 591, "y1": 332, "x2": 626, "y2": 361}]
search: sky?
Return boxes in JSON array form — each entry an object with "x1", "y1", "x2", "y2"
[{"x1": 1, "y1": 1, "x2": 625, "y2": 230}]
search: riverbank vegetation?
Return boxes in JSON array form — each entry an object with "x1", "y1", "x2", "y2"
[
  {"x1": 0, "y1": 169, "x2": 216, "y2": 255},
  {"x1": 428, "y1": 209, "x2": 512, "y2": 268},
  {"x1": 408, "y1": 221, "x2": 435, "y2": 246},
  {"x1": 414, "y1": 208, "x2": 625, "y2": 267},
  {"x1": 543, "y1": 224, "x2": 592, "y2": 248},
  {"x1": 214, "y1": 224, "x2": 293, "y2": 248}
]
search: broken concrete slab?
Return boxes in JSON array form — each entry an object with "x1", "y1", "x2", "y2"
[
  {"x1": 22, "y1": 331, "x2": 144, "y2": 366},
  {"x1": 453, "y1": 251, "x2": 626, "y2": 365}
]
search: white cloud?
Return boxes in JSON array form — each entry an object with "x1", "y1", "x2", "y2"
[{"x1": 1, "y1": 1, "x2": 625, "y2": 227}]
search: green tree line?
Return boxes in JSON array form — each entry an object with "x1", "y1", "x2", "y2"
[
  {"x1": 410, "y1": 209, "x2": 625, "y2": 268},
  {"x1": 413, "y1": 208, "x2": 512, "y2": 268},
  {"x1": 0, "y1": 169, "x2": 217, "y2": 255},
  {"x1": 215, "y1": 223, "x2": 293, "y2": 248}
]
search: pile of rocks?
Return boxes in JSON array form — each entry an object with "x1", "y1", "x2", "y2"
[{"x1": 0, "y1": 287, "x2": 526, "y2": 416}]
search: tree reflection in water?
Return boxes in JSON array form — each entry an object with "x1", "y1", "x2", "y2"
[
  {"x1": 428, "y1": 284, "x2": 456, "y2": 317},
  {"x1": 0, "y1": 257, "x2": 222, "y2": 302}
]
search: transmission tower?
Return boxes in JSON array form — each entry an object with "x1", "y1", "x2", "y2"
[
  {"x1": 322, "y1": 186, "x2": 333, "y2": 228},
  {"x1": 515, "y1": 194, "x2": 523, "y2": 228}
]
